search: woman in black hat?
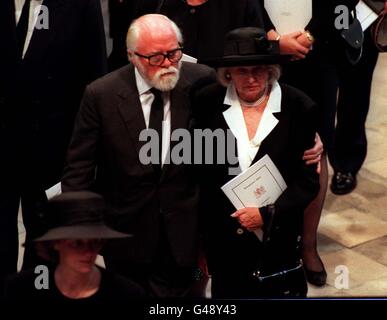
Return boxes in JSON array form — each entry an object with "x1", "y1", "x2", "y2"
[
  {"x1": 194, "y1": 27, "x2": 320, "y2": 298},
  {"x1": 4, "y1": 191, "x2": 144, "y2": 302}
]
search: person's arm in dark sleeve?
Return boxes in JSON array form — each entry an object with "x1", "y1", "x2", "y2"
[
  {"x1": 82, "y1": 0, "x2": 108, "y2": 82},
  {"x1": 62, "y1": 85, "x2": 101, "y2": 192},
  {"x1": 244, "y1": 0, "x2": 266, "y2": 29},
  {"x1": 258, "y1": 0, "x2": 275, "y2": 31},
  {"x1": 262, "y1": 0, "x2": 310, "y2": 59}
]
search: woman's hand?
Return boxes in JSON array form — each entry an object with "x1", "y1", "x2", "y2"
[
  {"x1": 279, "y1": 31, "x2": 310, "y2": 59},
  {"x1": 230, "y1": 207, "x2": 263, "y2": 231},
  {"x1": 268, "y1": 29, "x2": 309, "y2": 60},
  {"x1": 296, "y1": 31, "x2": 314, "y2": 49},
  {"x1": 303, "y1": 133, "x2": 323, "y2": 173}
]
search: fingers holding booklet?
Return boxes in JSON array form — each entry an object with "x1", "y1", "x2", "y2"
[
  {"x1": 230, "y1": 207, "x2": 264, "y2": 232},
  {"x1": 222, "y1": 155, "x2": 287, "y2": 241},
  {"x1": 221, "y1": 154, "x2": 287, "y2": 211}
]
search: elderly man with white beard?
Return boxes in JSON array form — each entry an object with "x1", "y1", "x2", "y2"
[{"x1": 61, "y1": 14, "x2": 215, "y2": 298}]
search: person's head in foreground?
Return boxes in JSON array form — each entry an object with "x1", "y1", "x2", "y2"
[{"x1": 33, "y1": 191, "x2": 131, "y2": 299}]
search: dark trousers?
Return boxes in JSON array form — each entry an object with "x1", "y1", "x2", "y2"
[
  {"x1": 103, "y1": 218, "x2": 203, "y2": 298},
  {"x1": 331, "y1": 30, "x2": 379, "y2": 174},
  {"x1": 0, "y1": 182, "x2": 48, "y2": 290},
  {"x1": 281, "y1": 29, "x2": 379, "y2": 174}
]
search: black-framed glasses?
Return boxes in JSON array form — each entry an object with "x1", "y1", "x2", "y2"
[{"x1": 135, "y1": 47, "x2": 183, "y2": 66}]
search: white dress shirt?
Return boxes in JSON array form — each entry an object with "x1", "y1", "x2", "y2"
[
  {"x1": 222, "y1": 81, "x2": 282, "y2": 172},
  {"x1": 135, "y1": 67, "x2": 171, "y2": 167},
  {"x1": 14, "y1": 0, "x2": 44, "y2": 58}
]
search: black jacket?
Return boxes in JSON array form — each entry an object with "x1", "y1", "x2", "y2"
[
  {"x1": 193, "y1": 82, "x2": 320, "y2": 275},
  {"x1": 0, "y1": 0, "x2": 107, "y2": 189},
  {"x1": 62, "y1": 63, "x2": 216, "y2": 267},
  {"x1": 158, "y1": 0, "x2": 266, "y2": 59}
]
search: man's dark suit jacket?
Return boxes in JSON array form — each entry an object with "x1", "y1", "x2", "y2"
[
  {"x1": 62, "y1": 63, "x2": 216, "y2": 267},
  {"x1": 0, "y1": 0, "x2": 107, "y2": 189},
  {"x1": 193, "y1": 83, "x2": 320, "y2": 276}
]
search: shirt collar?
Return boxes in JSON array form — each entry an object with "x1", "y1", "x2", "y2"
[{"x1": 134, "y1": 67, "x2": 152, "y2": 95}]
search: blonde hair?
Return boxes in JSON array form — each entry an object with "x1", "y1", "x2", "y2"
[{"x1": 217, "y1": 64, "x2": 281, "y2": 87}]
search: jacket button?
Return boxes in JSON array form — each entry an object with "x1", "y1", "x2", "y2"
[{"x1": 236, "y1": 228, "x2": 244, "y2": 235}]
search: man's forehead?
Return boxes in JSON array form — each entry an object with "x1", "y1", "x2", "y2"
[{"x1": 137, "y1": 30, "x2": 179, "y2": 53}]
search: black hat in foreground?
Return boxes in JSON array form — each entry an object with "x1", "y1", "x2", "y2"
[
  {"x1": 199, "y1": 27, "x2": 291, "y2": 68},
  {"x1": 34, "y1": 191, "x2": 131, "y2": 241}
]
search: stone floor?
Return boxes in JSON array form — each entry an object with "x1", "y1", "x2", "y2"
[
  {"x1": 16, "y1": 52, "x2": 387, "y2": 298},
  {"x1": 308, "y1": 53, "x2": 387, "y2": 297}
]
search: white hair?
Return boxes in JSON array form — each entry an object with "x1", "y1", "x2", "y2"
[{"x1": 126, "y1": 14, "x2": 183, "y2": 52}]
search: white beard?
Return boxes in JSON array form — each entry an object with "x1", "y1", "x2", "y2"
[{"x1": 137, "y1": 61, "x2": 181, "y2": 92}]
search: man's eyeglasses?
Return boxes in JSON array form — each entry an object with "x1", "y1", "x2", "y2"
[{"x1": 135, "y1": 47, "x2": 183, "y2": 66}]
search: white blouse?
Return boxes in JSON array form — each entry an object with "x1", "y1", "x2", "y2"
[{"x1": 222, "y1": 81, "x2": 282, "y2": 172}]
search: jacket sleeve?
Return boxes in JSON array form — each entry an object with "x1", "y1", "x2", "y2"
[
  {"x1": 261, "y1": 93, "x2": 320, "y2": 236},
  {"x1": 259, "y1": 0, "x2": 276, "y2": 31},
  {"x1": 244, "y1": 0, "x2": 267, "y2": 30},
  {"x1": 62, "y1": 85, "x2": 101, "y2": 192}
]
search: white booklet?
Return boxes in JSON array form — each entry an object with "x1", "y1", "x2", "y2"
[
  {"x1": 45, "y1": 182, "x2": 62, "y2": 200},
  {"x1": 221, "y1": 154, "x2": 287, "y2": 240},
  {"x1": 181, "y1": 53, "x2": 197, "y2": 63},
  {"x1": 356, "y1": 0, "x2": 379, "y2": 31},
  {"x1": 264, "y1": 0, "x2": 312, "y2": 34}
]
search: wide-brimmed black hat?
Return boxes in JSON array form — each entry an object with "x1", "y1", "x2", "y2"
[
  {"x1": 34, "y1": 191, "x2": 131, "y2": 241},
  {"x1": 199, "y1": 27, "x2": 291, "y2": 68}
]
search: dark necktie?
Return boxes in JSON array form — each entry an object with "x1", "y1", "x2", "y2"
[
  {"x1": 17, "y1": 0, "x2": 31, "y2": 58},
  {"x1": 149, "y1": 88, "x2": 164, "y2": 174}
]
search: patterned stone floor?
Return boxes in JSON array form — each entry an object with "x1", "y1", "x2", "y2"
[{"x1": 308, "y1": 53, "x2": 387, "y2": 297}]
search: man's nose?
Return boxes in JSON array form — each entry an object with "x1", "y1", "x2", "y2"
[{"x1": 160, "y1": 56, "x2": 172, "y2": 68}]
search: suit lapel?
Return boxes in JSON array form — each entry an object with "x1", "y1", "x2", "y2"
[
  {"x1": 23, "y1": 0, "x2": 67, "y2": 61},
  {"x1": 250, "y1": 82, "x2": 283, "y2": 164},
  {"x1": 251, "y1": 111, "x2": 282, "y2": 165},
  {"x1": 115, "y1": 65, "x2": 153, "y2": 175}
]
